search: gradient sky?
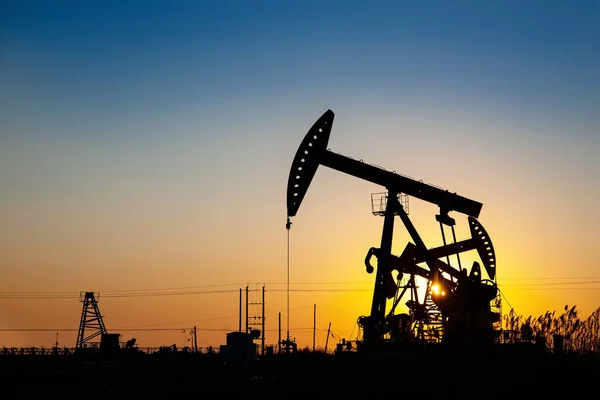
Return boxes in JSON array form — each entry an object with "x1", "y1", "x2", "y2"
[{"x1": 1, "y1": 0, "x2": 599, "y2": 349}]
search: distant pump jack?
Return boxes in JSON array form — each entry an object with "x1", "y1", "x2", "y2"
[{"x1": 286, "y1": 109, "x2": 501, "y2": 349}]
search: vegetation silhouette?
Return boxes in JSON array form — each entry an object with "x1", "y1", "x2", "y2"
[
  {"x1": 3, "y1": 109, "x2": 598, "y2": 395},
  {"x1": 2, "y1": 305, "x2": 600, "y2": 397},
  {"x1": 503, "y1": 304, "x2": 600, "y2": 353}
]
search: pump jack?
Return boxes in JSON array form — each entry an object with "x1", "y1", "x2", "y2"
[{"x1": 286, "y1": 110, "x2": 501, "y2": 349}]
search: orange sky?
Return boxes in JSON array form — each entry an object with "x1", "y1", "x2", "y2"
[
  {"x1": 1, "y1": 141, "x2": 599, "y2": 349},
  {"x1": 2, "y1": 2, "x2": 599, "y2": 349}
]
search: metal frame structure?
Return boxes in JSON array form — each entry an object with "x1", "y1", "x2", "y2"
[
  {"x1": 286, "y1": 109, "x2": 501, "y2": 349},
  {"x1": 75, "y1": 292, "x2": 107, "y2": 349}
]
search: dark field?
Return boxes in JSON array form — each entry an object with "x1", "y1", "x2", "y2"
[{"x1": 2, "y1": 345, "x2": 598, "y2": 398}]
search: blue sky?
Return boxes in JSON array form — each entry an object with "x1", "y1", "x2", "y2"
[
  {"x1": 1, "y1": 1, "x2": 599, "y2": 347},
  {"x1": 3, "y1": 0, "x2": 598, "y2": 140}
]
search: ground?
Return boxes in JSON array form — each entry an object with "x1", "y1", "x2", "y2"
[{"x1": 2, "y1": 345, "x2": 597, "y2": 398}]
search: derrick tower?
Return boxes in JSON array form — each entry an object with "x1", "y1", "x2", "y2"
[{"x1": 75, "y1": 292, "x2": 107, "y2": 349}]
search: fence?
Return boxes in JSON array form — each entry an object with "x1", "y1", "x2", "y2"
[
  {"x1": 0, "y1": 346, "x2": 219, "y2": 356},
  {"x1": 0, "y1": 343, "x2": 286, "y2": 357}
]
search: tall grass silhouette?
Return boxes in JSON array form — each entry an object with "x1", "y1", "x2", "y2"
[{"x1": 503, "y1": 305, "x2": 600, "y2": 353}]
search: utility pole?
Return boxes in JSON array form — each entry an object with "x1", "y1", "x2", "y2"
[
  {"x1": 53, "y1": 332, "x2": 59, "y2": 355},
  {"x1": 239, "y1": 288, "x2": 242, "y2": 332},
  {"x1": 313, "y1": 304, "x2": 316, "y2": 351},
  {"x1": 245, "y1": 285, "x2": 249, "y2": 333},
  {"x1": 261, "y1": 285, "x2": 265, "y2": 355},
  {"x1": 324, "y1": 322, "x2": 332, "y2": 353},
  {"x1": 193, "y1": 326, "x2": 198, "y2": 353},
  {"x1": 278, "y1": 312, "x2": 281, "y2": 354}
]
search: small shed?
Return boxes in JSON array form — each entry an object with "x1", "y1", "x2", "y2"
[
  {"x1": 100, "y1": 333, "x2": 121, "y2": 351},
  {"x1": 221, "y1": 331, "x2": 257, "y2": 363}
]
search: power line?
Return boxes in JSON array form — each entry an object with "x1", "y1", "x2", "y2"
[
  {"x1": 114, "y1": 305, "x2": 315, "y2": 330},
  {"x1": 500, "y1": 280, "x2": 600, "y2": 287},
  {"x1": 100, "y1": 283, "x2": 245, "y2": 293},
  {"x1": 269, "y1": 289, "x2": 371, "y2": 292},
  {"x1": 499, "y1": 276, "x2": 600, "y2": 281},
  {"x1": 0, "y1": 327, "x2": 323, "y2": 333},
  {"x1": 0, "y1": 282, "x2": 373, "y2": 296},
  {"x1": 4, "y1": 285, "x2": 600, "y2": 300},
  {"x1": 4, "y1": 277, "x2": 600, "y2": 301},
  {"x1": 0, "y1": 283, "x2": 242, "y2": 295},
  {"x1": 0, "y1": 328, "x2": 224, "y2": 332},
  {"x1": 116, "y1": 315, "x2": 239, "y2": 329},
  {"x1": 0, "y1": 289, "x2": 373, "y2": 299},
  {"x1": 0, "y1": 328, "x2": 196, "y2": 332},
  {"x1": 508, "y1": 287, "x2": 600, "y2": 291},
  {"x1": 3, "y1": 276, "x2": 600, "y2": 295},
  {"x1": 0, "y1": 289, "x2": 239, "y2": 299},
  {"x1": 497, "y1": 287, "x2": 515, "y2": 313},
  {"x1": 0, "y1": 289, "x2": 370, "y2": 300}
]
